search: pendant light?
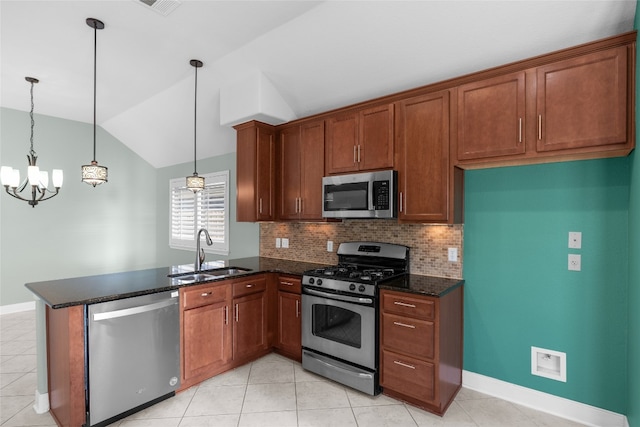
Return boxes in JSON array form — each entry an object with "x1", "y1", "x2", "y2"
[
  {"x1": 186, "y1": 59, "x2": 204, "y2": 193},
  {"x1": 81, "y1": 18, "x2": 108, "y2": 187},
  {"x1": 1, "y1": 77, "x2": 64, "y2": 207}
]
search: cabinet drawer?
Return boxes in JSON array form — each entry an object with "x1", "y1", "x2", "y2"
[
  {"x1": 381, "y1": 312, "x2": 434, "y2": 359},
  {"x1": 182, "y1": 283, "x2": 228, "y2": 310},
  {"x1": 381, "y1": 291, "x2": 435, "y2": 320},
  {"x1": 381, "y1": 349, "x2": 435, "y2": 403},
  {"x1": 278, "y1": 275, "x2": 301, "y2": 293},
  {"x1": 232, "y1": 276, "x2": 267, "y2": 298}
]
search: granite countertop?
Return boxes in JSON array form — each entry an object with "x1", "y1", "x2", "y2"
[
  {"x1": 379, "y1": 274, "x2": 464, "y2": 297},
  {"x1": 26, "y1": 256, "x2": 462, "y2": 308},
  {"x1": 25, "y1": 257, "x2": 330, "y2": 309}
]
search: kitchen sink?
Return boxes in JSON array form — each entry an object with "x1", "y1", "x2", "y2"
[{"x1": 168, "y1": 266, "x2": 252, "y2": 283}]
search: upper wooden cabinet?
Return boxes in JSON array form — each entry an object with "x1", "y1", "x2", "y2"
[
  {"x1": 325, "y1": 104, "x2": 394, "y2": 174},
  {"x1": 457, "y1": 72, "x2": 527, "y2": 160},
  {"x1": 536, "y1": 45, "x2": 629, "y2": 153},
  {"x1": 235, "y1": 121, "x2": 276, "y2": 222},
  {"x1": 278, "y1": 120, "x2": 325, "y2": 220},
  {"x1": 395, "y1": 91, "x2": 463, "y2": 224},
  {"x1": 455, "y1": 40, "x2": 635, "y2": 167}
]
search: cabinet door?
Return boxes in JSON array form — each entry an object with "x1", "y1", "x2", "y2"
[
  {"x1": 299, "y1": 120, "x2": 325, "y2": 220},
  {"x1": 360, "y1": 104, "x2": 394, "y2": 171},
  {"x1": 457, "y1": 72, "x2": 526, "y2": 160},
  {"x1": 256, "y1": 126, "x2": 276, "y2": 220},
  {"x1": 326, "y1": 112, "x2": 359, "y2": 174},
  {"x1": 279, "y1": 126, "x2": 302, "y2": 220},
  {"x1": 233, "y1": 291, "x2": 267, "y2": 361},
  {"x1": 183, "y1": 301, "x2": 231, "y2": 381},
  {"x1": 395, "y1": 91, "x2": 451, "y2": 223},
  {"x1": 536, "y1": 45, "x2": 628, "y2": 152},
  {"x1": 277, "y1": 291, "x2": 301, "y2": 359}
]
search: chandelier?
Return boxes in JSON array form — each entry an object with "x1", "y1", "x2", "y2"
[
  {"x1": 81, "y1": 17, "x2": 108, "y2": 187},
  {"x1": 1, "y1": 77, "x2": 63, "y2": 207},
  {"x1": 186, "y1": 59, "x2": 204, "y2": 192}
]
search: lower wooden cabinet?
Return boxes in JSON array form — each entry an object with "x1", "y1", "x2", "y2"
[
  {"x1": 275, "y1": 275, "x2": 302, "y2": 361},
  {"x1": 232, "y1": 282, "x2": 268, "y2": 363},
  {"x1": 380, "y1": 287, "x2": 463, "y2": 415}
]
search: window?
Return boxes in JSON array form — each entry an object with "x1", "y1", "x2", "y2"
[{"x1": 170, "y1": 170, "x2": 229, "y2": 255}]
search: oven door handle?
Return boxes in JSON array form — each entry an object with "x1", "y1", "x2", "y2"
[{"x1": 303, "y1": 287, "x2": 373, "y2": 305}]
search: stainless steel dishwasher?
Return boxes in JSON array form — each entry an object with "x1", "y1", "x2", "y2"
[{"x1": 87, "y1": 290, "x2": 180, "y2": 426}]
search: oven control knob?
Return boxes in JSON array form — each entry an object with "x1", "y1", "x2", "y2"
[
  {"x1": 358, "y1": 285, "x2": 366, "y2": 293},
  {"x1": 317, "y1": 279, "x2": 323, "y2": 286},
  {"x1": 309, "y1": 278, "x2": 315, "y2": 284},
  {"x1": 349, "y1": 284, "x2": 356, "y2": 291}
]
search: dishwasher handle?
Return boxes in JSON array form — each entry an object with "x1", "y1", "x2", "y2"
[{"x1": 92, "y1": 298, "x2": 177, "y2": 321}]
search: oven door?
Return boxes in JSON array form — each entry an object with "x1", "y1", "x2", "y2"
[{"x1": 301, "y1": 287, "x2": 376, "y2": 370}]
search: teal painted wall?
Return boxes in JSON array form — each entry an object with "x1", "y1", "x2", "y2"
[
  {"x1": 463, "y1": 158, "x2": 629, "y2": 413},
  {"x1": 0, "y1": 107, "x2": 158, "y2": 306},
  {"x1": 154, "y1": 152, "x2": 260, "y2": 267},
  {"x1": 627, "y1": 4, "x2": 639, "y2": 425}
]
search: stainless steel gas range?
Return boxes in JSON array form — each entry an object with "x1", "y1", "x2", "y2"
[{"x1": 301, "y1": 241, "x2": 410, "y2": 395}]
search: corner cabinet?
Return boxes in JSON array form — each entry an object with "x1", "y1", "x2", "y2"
[
  {"x1": 275, "y1": 275, "x2": 302, "y2": 361},
  {"x1": 395, "y1": 91, "x2": 463, "y2": 224},
  {"x1": 380, "y1": 287, "x2": 463, "y2": 416},
  {"x1": 234, "y1": 121, "x2": 276, "y2": 222},
  {"x1": 278, "y1": 120, "x2": 325, "y2": 220},
  {"x1": 325, "y1": 104, "x2": 394, "y2": 174},
  {"x1": 231, "y1": 275, "x2": 269, "y2": 364}
]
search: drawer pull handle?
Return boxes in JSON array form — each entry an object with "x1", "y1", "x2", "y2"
[
  {"x1": 281, "y1": 281, "x2": 294, "y2": 286},
  {"x1": 246, "y1": 284, "x2": 254, "y2": 288},
  {"x1": 224, "y1": 305, "x2": 228, "y2": 325},
  {"x1": 235, "y1": 304, "x2": 239, "y2": 322},
  {"x1": 393, "y1": 321, "x2": 416, "y2": 329},
  {"x1": 393, "y1": 360, "x2": 416, "y2": 370},
  {"x1": 201, "y1": 292, "x2": 211, "y2": 297},
  {"x1": 393, "y1": 301, "x2": 416, "y2": 308}
]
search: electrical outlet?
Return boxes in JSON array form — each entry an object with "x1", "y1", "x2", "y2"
[
  {"x1": 568, "y1": 254, "x2": 581, "y2": 271},
  {"x1": 568, "y1": 231, "x2": 582, "y2": 249},
  {"x1": 275, "y1": 238, "x2": 281, "y2": 248},
  {"x1": 282, "y1": 238, "x2": 289, "y2": 248},
  {"x1": 448, "y1": 248, "x2": 458, "y2": 262},
  {"x1": 327, "y1": 241, "x2": 334, "y2": 252}
]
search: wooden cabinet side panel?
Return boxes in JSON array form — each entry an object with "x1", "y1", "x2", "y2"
[
  {"x1": 396, "y1": 91, "x2": 451, "y2": 223},
  {"x1": 46, "y1": 305, "x2": 86, "y2": 427},
  {"x1": 537, "y1": 46, "x2": 628, "y2": 152},
  {"x1": 360, "y1": 104, "x2": 394, "y2": 170},
  {"x1": 300, "y1": 120, "x2": 325, "y2": 220},
  {"x1": 437, "y1": 286, "x2": 464, "y2": 407}
]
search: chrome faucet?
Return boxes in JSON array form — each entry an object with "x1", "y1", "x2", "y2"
[{"x1": 195, "y1": 228, "x2": 213, "y2": 271}]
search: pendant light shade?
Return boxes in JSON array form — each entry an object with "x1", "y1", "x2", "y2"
[
  {"x1": 81, "y1": 17, "x2": 108, "y2": 187},
  {"x1": 186, "y1": 59, "x2": 204, "y2": 193}
]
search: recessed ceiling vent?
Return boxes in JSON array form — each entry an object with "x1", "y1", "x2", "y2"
[{"x1": 135, "y1": 0, "x2": 181, "y2": 16}]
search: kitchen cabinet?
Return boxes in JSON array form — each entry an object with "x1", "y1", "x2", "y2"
[
  {"x1": 275, "y1": 275, "x2": 302, "y2": 361},
  {"x1": 278, "y1": 120, "x2": 325, "y2": 220},
  {"x1": 395, "y1": 90, "x2": 463, "y2": 224},
  {"x1": 380, "y1": 286, "x2": 463, "y2": 416},
  {"x1": 325, "y1": 104, "x2": 394, "y2": 174},
  {"x1": 455, "y1": 43, "x2": 633, "y2": 167},
  {"x1": 232, "y1": 275, "x2": 269, "y2": 364},
  {"x1": 235, "y1": 121, "x2": 276, "y2": 222},
  {"x1": 180, "y1": 282, "x2": 232, "y2": 389}
]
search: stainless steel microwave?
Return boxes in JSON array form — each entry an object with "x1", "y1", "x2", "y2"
[{"x1": 322, "y1": 170, "x2": 397, "y2": 219}]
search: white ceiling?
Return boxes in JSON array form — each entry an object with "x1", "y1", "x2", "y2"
[{"x1": 1, "y1": 0, "x2": 636, "y2": 168}]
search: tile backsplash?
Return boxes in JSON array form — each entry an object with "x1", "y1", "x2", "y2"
[{"x1": 259, "y1": 221, "x2": 463, "y2": 278}]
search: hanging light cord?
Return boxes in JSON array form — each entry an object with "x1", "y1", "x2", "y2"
[
  {"x1": 92, "y1": 22, "x2": 98, "y2": 163},
  {"x1": 193, "y1": 64, "x2": 198, "y2": 175},
  {"x1": 28, "y1": 81, "x2": 36, "y2": 158}
]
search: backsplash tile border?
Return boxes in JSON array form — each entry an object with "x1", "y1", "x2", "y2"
[{"x1": 259, "y1": 221, "x2": 463, "y2": 279}]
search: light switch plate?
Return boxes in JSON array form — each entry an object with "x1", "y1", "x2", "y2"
[
  {"x1": 568, "y1": 232, "x2": 582, "y2": 249},
  {"x1": 275, "y1": 238, "x2": 281, "y2": 248},
  {"x1": 327, "y1": 241, "x2": 334, "y2": 252},
  {"x1": 448, "y1": 248, "x2": 458, "y2": 262},
  {"x1": 282, "y1": 238, "x2": 289, "y2": 248}
]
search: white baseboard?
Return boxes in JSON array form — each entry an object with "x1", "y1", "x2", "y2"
[
  {"x1": 0, "y1": 301, "x2": 35, "y2": 315},
  {"x1": 463, "y1": 370, "x2": 628, "y2": 427},
  {"x1": 33, "y1": 390, "x2": 49, "y2": 414}
]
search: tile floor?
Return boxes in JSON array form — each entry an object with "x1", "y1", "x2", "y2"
[{"x1": 0, "y1": 310, "x2": 587, "y2": 427}]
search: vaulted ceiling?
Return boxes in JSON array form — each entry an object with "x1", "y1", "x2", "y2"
[{"x1": 1, "y1": 1, "x2": 636, "y2": 168}]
